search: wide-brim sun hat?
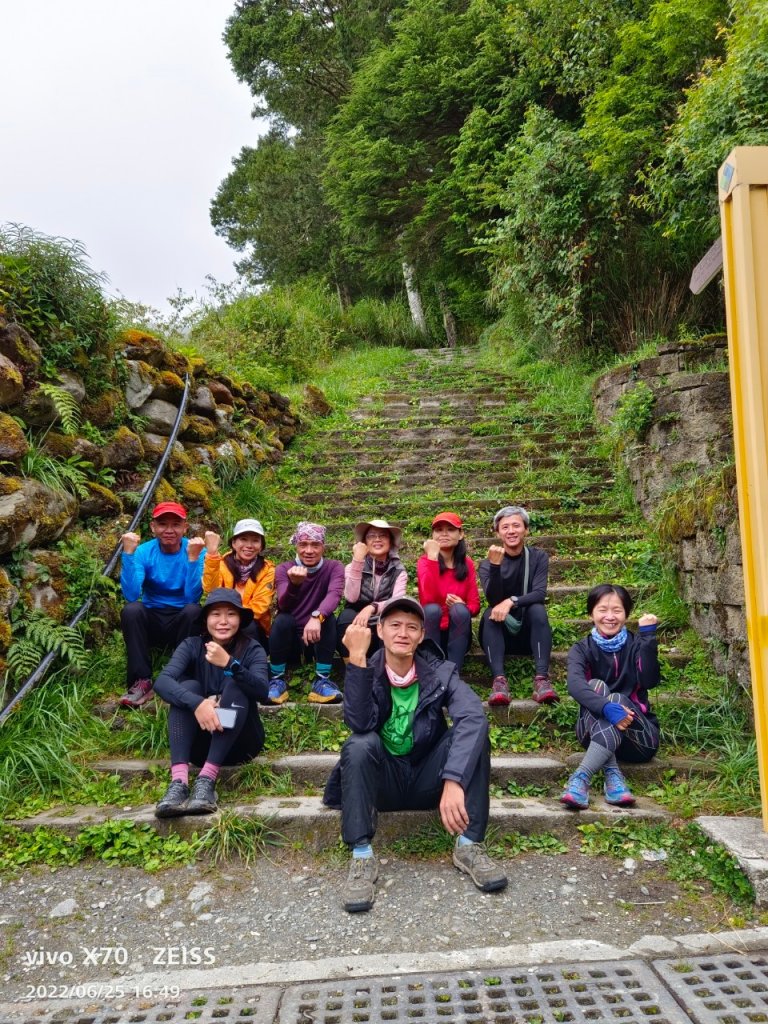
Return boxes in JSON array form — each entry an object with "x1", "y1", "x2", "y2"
[
  {"x1": 203, "y1": 587, "x2": 254, "y2": 628},
  {"x1": 230, "y1": 518, "x2": 266, "y2": 549},
  {"x1": 354, "y1": 518, "x2": 402, "y2": 548}
]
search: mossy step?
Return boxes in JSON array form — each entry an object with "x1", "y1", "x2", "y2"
[
  {"x1": 294, "y1": 493, "x2": 611, "y2": 512},
  {"x1": 275, "y1": 509, "x2": 621, "y2": 532},
  {"x1": 8, "y1": 794, "x2": 671, "y2": 845},
  {"x1": 319, "y1": 430, "x2": 597, "y2": 447}
]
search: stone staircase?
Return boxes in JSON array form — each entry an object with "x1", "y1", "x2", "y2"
[{"x1": 13, "y1": 347, "x2": 686, "y2": 839}]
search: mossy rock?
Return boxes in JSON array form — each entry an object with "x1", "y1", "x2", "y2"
[
  {"x1": 0, "y1": 414, "x2": 28, "y2": 461},
  {"x1": 152, "y1": 478, "x2": 178, "y2": 505},
  {"x1": 78, "y1": 482, "x2": 124, "y2": 520},
  {"x1": 82, "y1": 389, "x2": 121, "y2": 428},
  {"x1": 181, "y1": 415, "x2": 219, "y2": 443},
  {"x1": 151, "y1": 370, "x2": 186, "y2": 404},
  {"x1": 160, "y1": 349, "x2": 193, "y2": 378},
  {"x1": 0, "y1": 479, "x2": 78, "y2": 554},
  {"x1": 102, "y1": 425, "x2": 144, "y2": 470},
  {"x1": 190, "y1": 356, "x2": 207, "y2": 378},
  {"x1": 0, "y1": 353, "x2": 24, "y2": 409},
  {"x1": 0, "y1": 319, "x2": 42, "y2": 370},
  {"x1": 213, "y1": 439, "x2": 248, "y2": 475},
  {"x1": 178, "y1": 475, "x2": 214, "y2": 511},
  {"x1": 0, "y1": 616, "x2": 12, "y2": 653},
  {"x1": 0, "y1": 476, "x2": 23, "y2": 497},
  {"x1": 120, "y1": 328, "x2": 165, "y2": 367},
  {"x1": 303, "y1": 384, "x2": 332, "y2": 417},
  {"x1": 216, "y1": 373, "x2": 244, "y2": 399},
  {"x1": 208, "y1": 380, "x2": 234, "y2": 406},
  {"x1": 0, "y1": 565, "x2": 19, "y2": 631},
  {"x1": 141, "y1": 432, "x2": 193, "y2": 473},
  {"x1": 42, "y1": 432, "x2": 101, "y2": 466}
]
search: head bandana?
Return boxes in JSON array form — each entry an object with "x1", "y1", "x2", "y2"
[{"x1": 291, "y1": 522, "x2": 326, "y2": 545}]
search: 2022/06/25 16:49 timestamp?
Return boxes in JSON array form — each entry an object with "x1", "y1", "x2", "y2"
[{"x1": 21, "y1": 984, "x2": 182, "y2": 1001}]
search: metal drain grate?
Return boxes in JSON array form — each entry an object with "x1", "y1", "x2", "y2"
[
  {"x1": 279, "y1": 961, "x2": 692, "y2": 1023},
  {"x1": 0, "y1": 988, "x2": 281, "y2": 1024},
  {"x1": 654, "y1": 953, "x2": 768, "y2": 1023}
]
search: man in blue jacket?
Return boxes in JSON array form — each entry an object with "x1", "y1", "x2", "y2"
[
  {"x1": 118, "y1": 501, "x2": 205, "y2": 708},
  {"x1": 323, "y1": 595, "x2": 507, "y2": 913}
]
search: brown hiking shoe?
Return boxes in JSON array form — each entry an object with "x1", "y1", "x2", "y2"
[
  {"x1": 452, "y1": 841, "x2": 508, "y2": 892},
  {"x1": 343, "y1": 855, "x2": 379, "y2": 913},
  {"x1": 532, "y1": 675, "x2": 558, "y2": 704},
  {"x1": 487, "y1": 675, "x2": 511, "y2": 706}
]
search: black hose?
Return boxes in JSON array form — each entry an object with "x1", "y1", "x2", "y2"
[{"x1": 0, "y1": 373, "x2": 192, "y2": 725}]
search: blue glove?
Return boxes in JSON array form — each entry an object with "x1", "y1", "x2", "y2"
[{"x1": 603, "y1": 701, "x2": 630, "y2": 725}]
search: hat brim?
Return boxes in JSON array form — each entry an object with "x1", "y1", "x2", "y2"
[
  {"x1": 203, "y1": 600, "x2": 254, "y2": 629},
  {"x1": 353, "y1": 520, "x2": 402, "y2": 547}
]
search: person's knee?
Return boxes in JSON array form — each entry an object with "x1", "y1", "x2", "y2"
[
  {"x1": 587, "y1": 678, "x2": 610, "y2": 697},
  {"x1": 423, "y1": 604, "x2": 442, "y2": 626},
  {"x1": 120, "y1": 601, "x2": 146, "y2": 628},
  {"x1": 341, "y1": 731, "x2": 383, "y2": 769},
  {"x1": 526, "y1": 603, "x2": 550, "y2": 628},
  {"x1": 448, "y1": 603, "x2": 471, "y2": 627}
]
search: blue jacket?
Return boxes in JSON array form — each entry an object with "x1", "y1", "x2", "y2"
[
  {"x1": 120, "y1": 537, "x2": 204, "y2": 608},
  {"x1": 323, "y1": 640, "x2": 488, "y2": 808}
]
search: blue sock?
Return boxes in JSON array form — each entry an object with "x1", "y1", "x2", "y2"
[
  {"x1": 353, "y1": 843, "x2": 373, "y2": 859},
  {"x1": 316, "y1": 662, "x2": 332, "y2": 677},
  {"x1": 270, "y1": 663, "x2": 286, "y2": 678},
  {"x1": 456, "y1": 834, "x2": 474, "y2": 847}
]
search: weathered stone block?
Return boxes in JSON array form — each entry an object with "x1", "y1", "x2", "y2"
[
  {"x1": 136, "y1": 398, "x2": 184, "y2": 436},
  {"x1": 0, "y1": 353, "x2": 24, "y2": 408},
  {"x1": 0, "y1": 413, "x2": 28, "y2": 461},
  {"x1": 0, "y1": 479, "x2": 77, "y2": 554},
  {"x1": 0, "y1": 320, "x2": 42, "y2": 369},
  {"x1": 124, "y1": 359, "x2": 156, "y2": 410}
]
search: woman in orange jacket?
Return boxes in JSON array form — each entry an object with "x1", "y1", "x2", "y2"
[{"x1": 203, "y1": 519, "x2": 275, "y2": 650}]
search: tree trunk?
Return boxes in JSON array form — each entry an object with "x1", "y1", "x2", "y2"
[
  {"x1": 335, "y1": 278, "x2": 352, "y2": 310},
  {"x1": 436, "y1": 282, "x2": 458, "y2": 348},
  {"x1": 402, "y1": 261, "x2": 428, "y2": 335}
]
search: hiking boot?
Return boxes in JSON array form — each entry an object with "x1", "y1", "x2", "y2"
[
  {"x1": 487, "y1": 675, "x2": 511, "y2": 707},
  {"x1": 532, "y1": 675, "x2": 558, "y2": 704},
  {"x1": 155, "y1": 780, "x2": 189, "y2": 818},
  {"x1": 343, "y1": 855, "x2": 379, "y2": 913},
  {"x1": 267, "y1": 677, "x2": 289, "y2": 705},
  {"x1": 560, "y1": 770, "x2": 590, "y2": 810},
  {"x1": 308, "y1": 675, "x2": 342, "y2": 704},
  {"x1": 452, "y1": 841, "x2": 508, "y2": 893},
  {"x1": 119, "y1": 677, "x2": 154, "y2": 708},
  {"x1": 186, "y1": 775, "x2": 218, "y2": 814},
  {"x1": 603, "y1": 767, "x2": 636, "y2": 806}
]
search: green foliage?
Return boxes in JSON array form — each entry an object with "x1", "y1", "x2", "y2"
[
  {"x1": 262, "y1": 705, "x2": 350, "y2": 754},
  {"x1": 578, "y1": 821, "x2": 754, "y2": 904},
  {"x1": 611, "y1": 381, "x2": 656, "y2": 440},
  {"x1": 487, "y1": 831, "x2": 568, "y2": 857},
  {"x1": 194, "y1": 811, "x2": 286, "y2": 866},
  {"x1": 57, "y1": 534, "x2": 120, "y2": 617},
  {"x1": 37, "y1": 383, "x2": 81, "y2": 435},
  {"x1": 18, "y1": 439, "x2": 91, "y2": 499},
  {"x1": 0, "y1": 224, "x2": 117, "y2": 374},
  {"x1": 0, "y1": 821, "x2": 198, "y2": 875},
  {"x1": 6, "y1": 612, "x2": 87, "y2": 683}
]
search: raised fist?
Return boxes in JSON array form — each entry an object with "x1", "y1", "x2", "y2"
[
  {"x1": 204, "y1": 531, "x2": 221, "y2": 554},
  {"x1": 187, "y1": 536, "x2": 206, "y2": 561},
  {"x1": 487, "y1": 545, "x2": 505, "y2": 565},
  {"x1": 121, "y1": 532, "x2": 141, "y2": 555},
  {"x1": 352, "y1": 542, "x2": 369, "y2": 562},
  {"x1": 423, "y1": 539, "x2": 441, "y2": 560},
  {"x1": 287, "y1": 564, "x2": 308, "y2": 585},
  {"x1": 638, "y1": 613, "x2": 658, "y2": 627}
]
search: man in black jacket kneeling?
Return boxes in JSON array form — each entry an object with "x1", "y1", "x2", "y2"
[{"x1": 323, "y1": 595, "x2": 507, "y2": 913}]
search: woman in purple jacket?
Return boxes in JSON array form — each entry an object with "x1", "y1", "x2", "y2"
[{"x1": 560, "y1": 584, "x2": 660, "y2": 810}]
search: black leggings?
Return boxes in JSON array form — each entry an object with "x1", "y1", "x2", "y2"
[
  {"x1": 269, "y1": 611, "x2": 337, "y2": 665},
  {"x1": 168, "y1": 677, "x2": 263, "y2": 768},
  {"x1": 479, "y1": 603, "x2": 552, "y2": 677}
]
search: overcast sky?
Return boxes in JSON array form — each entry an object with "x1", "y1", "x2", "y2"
[{"x1": 0, "y1": 1, "x2": 266, "y2": 312}]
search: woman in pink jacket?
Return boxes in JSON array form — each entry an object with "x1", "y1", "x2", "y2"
[{"x1": 417, "y1": 512, "x2": 481, "y2": 670}]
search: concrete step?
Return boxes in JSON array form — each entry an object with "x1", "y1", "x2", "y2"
[
  {"x1": 8, "y1": 793, "x2": 671, "y2": 846},
  {"x1": 319, "y1": 429, "x2": 597, "y2": 446},
  {"x1": 90, "y1": 752, "x2": 715, "y2": 788}
]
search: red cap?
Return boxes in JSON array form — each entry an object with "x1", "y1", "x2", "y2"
[
  {"x1": 152, "y1": 501, "x2": 187, "y2": 520},
  {"x1": 432, "y1": 511, "x2": 463, "y2": 529}
]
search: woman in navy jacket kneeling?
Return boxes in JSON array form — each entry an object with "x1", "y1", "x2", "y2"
[{"x1": 153, "y1": 587, "x2": 269, "y2": 818}]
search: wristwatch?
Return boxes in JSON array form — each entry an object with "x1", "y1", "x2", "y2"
[
  {"x1": 310, "y1": 610, "x2": 326, "y2": 623},
  {"x1": 223, "y1": 658, "x2": 241, "y2": 677}
]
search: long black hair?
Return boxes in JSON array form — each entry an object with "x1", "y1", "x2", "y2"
[{"x1": 439, "y1": 538, "x2": 469, "y2": 582}]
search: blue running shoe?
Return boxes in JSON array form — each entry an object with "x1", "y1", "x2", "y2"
[
  {"x1": 560, "y1": 770, "x2": 590, "y2": 810},
  {"x1": 603, "y1": 767, "x2": 636, "y2": 806},
  {"x1": 268, "y1": 677, "x2": 289, "y2": 705},
  {"x1": 308, "y1": 675, "x2": 342, "y2": 704}
]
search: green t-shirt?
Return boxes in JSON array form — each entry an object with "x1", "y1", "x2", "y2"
[{"x1": 380, "y1": 683, "x2": 419, "y2": 756}]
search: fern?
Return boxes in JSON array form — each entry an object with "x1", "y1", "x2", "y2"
[
  {"x1": 20, "y1": 444, "x2": 90, "y2": 499},
  {"x1": 6, "y1": 613, "x2": 87, "y2": 682},
  {"x1": 37, "y1": 383, "x2": 81, "y2": 435}
]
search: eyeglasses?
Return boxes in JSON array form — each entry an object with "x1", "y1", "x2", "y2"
[{"x1": 366, "y1": 531, "x2": 390, "y2": 539}]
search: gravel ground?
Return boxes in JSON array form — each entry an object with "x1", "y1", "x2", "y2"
[{"x1": 0, "y1": 846, "x2": 744, "y2": 1001}]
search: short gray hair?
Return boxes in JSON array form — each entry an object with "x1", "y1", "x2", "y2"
[{"x1": 493, "y1": 505, "x2": 530, "y2": 531}]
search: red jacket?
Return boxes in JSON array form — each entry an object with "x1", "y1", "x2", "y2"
[{"x1": 417, "y1": 555, "x2": 481, "y2": 630}]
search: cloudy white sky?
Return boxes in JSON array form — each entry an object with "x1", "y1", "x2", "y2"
[{"x1": 0, "y1": 1, "x2": 266, "y2": 311}]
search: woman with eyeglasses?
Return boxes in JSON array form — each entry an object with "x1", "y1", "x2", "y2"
[{"x1": 337, "y1": 519, "x2": 407, "y2": 656}]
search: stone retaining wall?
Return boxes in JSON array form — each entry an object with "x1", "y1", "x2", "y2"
[{"x1": 593, "y1": 336, "x2": 749, "y2": 687}]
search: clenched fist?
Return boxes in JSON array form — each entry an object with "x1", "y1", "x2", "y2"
[
  {"x1": 486, "y1": 545, "x2": 505, "y2": 565},
  {"x1": 204, "y1": 531, "x2": 221, "y2": 554},
  {"x1": 187, "y1": 536, "x2": 206, "y2": 561},
  {"x1": 121, "y1": 532, "x2": 141, "y2": 555}
]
